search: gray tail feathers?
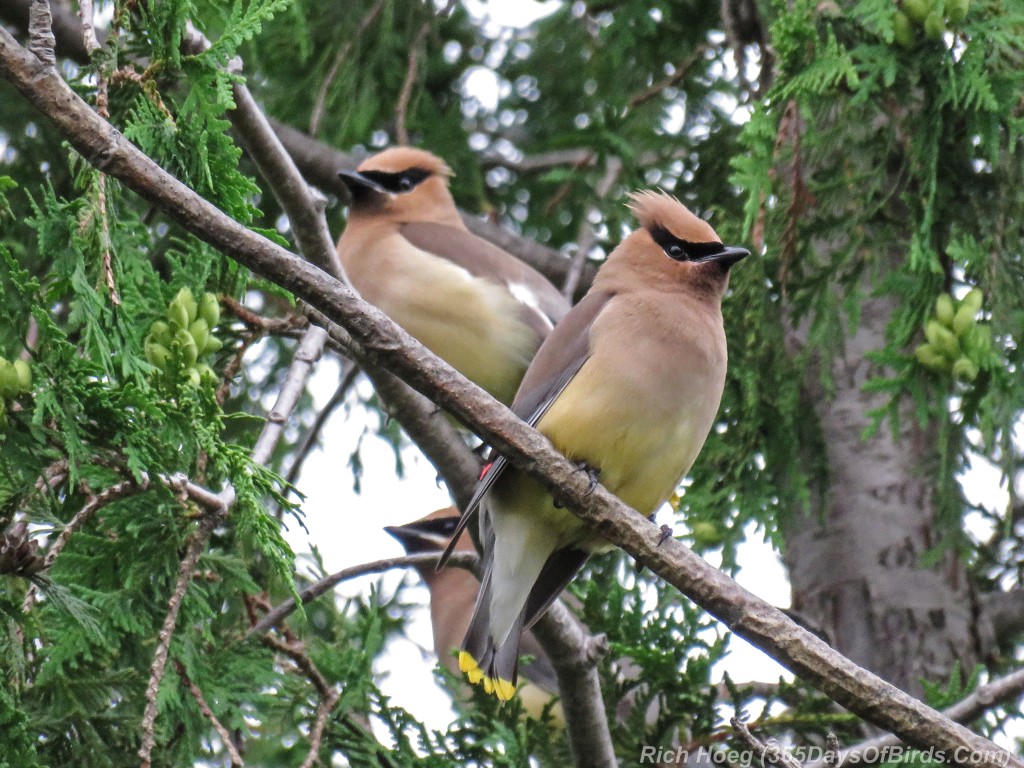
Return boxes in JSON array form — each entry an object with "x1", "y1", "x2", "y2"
[
  {"x1": 458, "y1": 559, "x2": 526, "y2": 701},
  {"x1": 458, "y1": 545, "x2": 591, "y2": 701}
]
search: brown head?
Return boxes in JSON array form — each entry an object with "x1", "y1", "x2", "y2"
[
  {"x1": 384, "y1": 507, "x2": 479, "y2": 674},
  {"x1": 384, "y1": 506, "x2": 476, "y2": 587},
  {"x1": 595, "y1": 190, "x2": 749, "y2": 298},
  {"x1": 337, "y1": 147, "x2": 464, "y2": 228}
]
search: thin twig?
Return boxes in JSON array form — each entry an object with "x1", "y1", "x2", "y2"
[
  {"x1": 394, "y1": 0, "x2": 456, "y2": 145},
  {"x1": 251, "y1": 325, "x2": 326, "y2": 467},
  {"x1": 221, "y1": 296, "x2": 309, "y2": 336},
  {"x1": 299, "y1": 685, "x2": 341, "y2": 768},
  {"x1": 561, "y1": 156, "x2": 622, "y2": 299},
  {"x1": 629, "y1": 44, "x2": 711, "y2": 109},
  {"x1": 262, "y1": 632, "x2": 332, "y2": 695},
  {"x1": 139, "y1": 507, "x2": 227, "y2": 768},
  {"x1": 174, "y1": 659, "x2": 245, "y2": 767},
  {"x1": 824, "y1": 733, "x2": 840, "y2": 767},
  {"x1": 284, "y1": 361, "x2": 360, "y2": 488},
  {"x1": 43, "y1": 476, "x2": 149, "y2": 568},
  {"x1": 248, "y1": 551, "x2": 479, "y2": 636},
  {"x1": 394, "y1": 20, "x2": 429, "y2": 145},
  {"x1": 731, "y1": 717, "x2": 806, "y2": 768},
  {"x1": 78, "y1": 0, "x2": 118, "y2": 304},
  {"x1": 33, "y1": 457, "x2": 68, "y2": 495},
  {"x1": 309, "y1": 0, "x2": 386, "y2": 136},
  {"x1": 77, "y1": 0, "x2": 100, "y2": 54},
  {"x1": 96, "y1": 168, "x2": 119, "y2": 304}
]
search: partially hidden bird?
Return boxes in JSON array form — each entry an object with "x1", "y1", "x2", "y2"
[
  {"x1": 442, "y1": 190, "x2": 749, "y2": 700},
  {"x1": 384, "y1": 508, "x2": 563, "y2": 723},
  {"x1": 336, "y1": 147, "x2": 570, "y2": 405}
]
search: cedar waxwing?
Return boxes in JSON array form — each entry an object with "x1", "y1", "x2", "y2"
[
  {"x1": 384, "y1": 508, "x2": 563, "y2": 722},
  {"x1": 336, "y1": 148, "x2": 570, "y2": 405},
  {"x1": 444, "y1": 191, "x2": 749, "y2": 700}
]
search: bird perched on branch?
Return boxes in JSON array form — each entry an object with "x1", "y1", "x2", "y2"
[
  {"x1": 384, "y1": 507, "x2": 563, "y2": 722},
  {"x1": 442, "y1": 191, "x2": 749, "y2": 700},
  {"x1": 336, "y1": 148, "x2": 570, "y2": 405}
]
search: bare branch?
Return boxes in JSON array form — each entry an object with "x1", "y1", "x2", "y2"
[
  {"x1": 259, "y1": 626, "x2": 345, "y2": 765},
  {"x1": 561, "y1": 156, "x2": 622, "y2": 299},
  {"x1": 0, "y1": 0, "x2": 86, "y2": 61},
  {"x1": 629, "y1": 44, "x2": 711, "y2": 109},
  {"x1": 530, "y1": 600, "x2": 615, "y2": 766},
  {"x1": 806, "y1": 666, "x2": 1024, "y2": 768},
  {"x1": 309, "y1": 0, "x2": 386, "y2": 136},
  {"x1": 479, "y1": 147, "x2": 599, "y2": 172},
  {"x1": 174, "y1": 659, "x2": 245, "y2": 767},
  {"x1": 394, "y1": 19, "x2": 430, "y2": 146},
  {"x1": 284, "y1": 362, "x2": 359, "y2": 488},
  {"x1": 26, "y1": 0, "x2": 54, "y2": 65},
  {"x1": 139, "y1": 504, "x2": 227, "y2": 768},
  {"x1": 824, "y1": 733, "x2": 841, "y2": 767},
  {"x1": 251, "y1": 325, "x2": 327, "y2": 467},
  {"x1": 249, "y1": 551, "x2": 479, "y2": 636},
  {"x1": 77, "y1": 0, "x2": 100, "y2": 55},
  {"x1": 43, "y1": 476, "x2": 149, "y2": 568},
  {"x1": 731, "y1": 717, "x2": 806, "y2": 768},
  {"x1": 299, "y1": 684, "x2": 340, "y2": 768},
  {"x1": 262, "y1": 631, "x2": 332, "y2": 695},
  {"x1": 2, "y1": 30, "x2": 1017, "y2": 766}
]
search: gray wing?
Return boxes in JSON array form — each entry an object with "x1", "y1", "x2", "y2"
[
  {"x1": 400, "y1": 221, "x2": 570, "y2": 336},
  {"x1": 436, "y1": 290, "x2": 616, "y2": 570}
]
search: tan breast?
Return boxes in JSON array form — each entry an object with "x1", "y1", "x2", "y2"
[
  {"x1": 338, "y1": 227, "x2": 539, "y2": 404},
  {"x1": 539, "y1": 290, "x2": 727, "y2": 515}
]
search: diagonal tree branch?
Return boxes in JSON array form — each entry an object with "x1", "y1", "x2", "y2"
[
  {"x1": 0, "y1": 29, "x2": 1018, "y2": 768},
  {"x1": 174, "y1": 659, "x2": 245, "y2": 767},
  {"x1": 159, "y1": 19, "x2": 610, "y2": 763},
  {"x1": 248, "y1": 551, "x2": 480, "y2": 636},
  {"x1": 805, "y1": 666, "x2": 1024, "y2": 768}
]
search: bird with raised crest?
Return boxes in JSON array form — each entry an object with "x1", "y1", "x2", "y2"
[
  {"x1": 336, "y1": 148, "x2": 570, "y2": 405},
  {"x1": 440, "y1": 190, "x2": 749, "y2": 700}
]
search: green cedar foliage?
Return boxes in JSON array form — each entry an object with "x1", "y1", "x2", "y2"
[{"x1": 1, "y1": 0, "x2": 1023, "y2": 765}]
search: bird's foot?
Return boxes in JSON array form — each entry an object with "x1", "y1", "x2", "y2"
[
  {"x1": 635, "y1": 524, "x2": 674, "y2": 574},
  {"x1": 552, "y1": 462, "x2": 601, "y2": 508},
  {"x1": 576, "y1": 461, "x2": 601, "y2": 495},
  {"x1": 657, "y1": 524, "x2": 673, "y2": 546}
]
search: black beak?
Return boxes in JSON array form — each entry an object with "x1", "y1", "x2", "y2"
[
  {"x1": 384, "y1": 519, "x2": 455, "y2": 554},
  {"x1": 337, "y1": 169, "x2": 387, "y2": 199},
  {"x1": 700, "y1": 245, "x2": 750, "y2": 269}
]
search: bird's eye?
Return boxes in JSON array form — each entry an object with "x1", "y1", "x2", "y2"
[
  {"x1": 666, "y1": 243, "x2": 686, "y2": 260},
  {"x1": 398, "y1": 176, "x2": 414, "y2": 191}
]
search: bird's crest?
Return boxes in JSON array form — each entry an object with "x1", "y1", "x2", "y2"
[
  {"x1": 627, "y1": 190, "x2": 720, "y2": 244},
  {"x1": 357, "y1": 147, "x2": 454, "y2": 178}
]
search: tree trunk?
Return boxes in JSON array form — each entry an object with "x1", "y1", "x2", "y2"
[{"x1": 782, "y1": 290, "x2": 982, "y2": 697}]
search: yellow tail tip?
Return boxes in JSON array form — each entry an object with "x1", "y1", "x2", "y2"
[
  {"x1": 493, "y1": 677, "x2": 516, "y2": 701},
  {"x1": 458, "y1": 651, "x2": 477, "y2": 674},
  {"x1": 458, "y1": 651, "x2": 518, "y2": 701}
]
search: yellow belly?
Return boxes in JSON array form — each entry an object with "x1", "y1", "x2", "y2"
[{"x1": 348, "y1": 236, "x2": 538, "y2": 404}]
